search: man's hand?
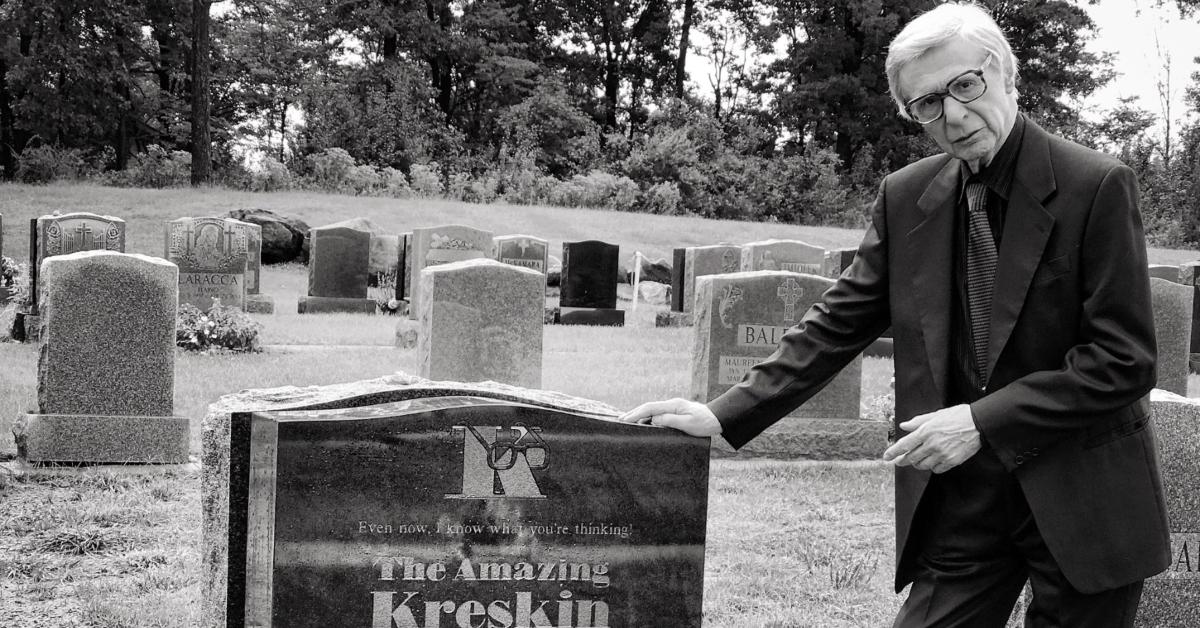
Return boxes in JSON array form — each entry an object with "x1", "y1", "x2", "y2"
[
  {"x1": 882, "y1": 404, "x2": 982, "y2": 474},
  {"x1": 617, "y1": 398, "x2": 723, "y2": 438}
]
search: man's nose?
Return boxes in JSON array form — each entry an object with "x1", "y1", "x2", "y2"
[{"x1": 942, "y1": 96, "x2": 971, "y2": 122}]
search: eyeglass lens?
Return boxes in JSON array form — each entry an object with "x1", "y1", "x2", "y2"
[{"x1": 910, "y1": 72, "x2": 987, "y2": 123}]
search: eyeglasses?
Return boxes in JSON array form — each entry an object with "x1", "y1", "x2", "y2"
[{"x1": 904, "y1": 55, "x2": 992, "y2": 125}]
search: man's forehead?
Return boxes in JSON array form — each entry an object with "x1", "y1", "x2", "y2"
[{"x1": 898, "y1": 40, "x2": 987, "y2": 100}]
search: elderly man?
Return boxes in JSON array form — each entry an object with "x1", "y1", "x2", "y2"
[{"x1": 620, "y1": 3, "x2": 1170, "y2": 626}]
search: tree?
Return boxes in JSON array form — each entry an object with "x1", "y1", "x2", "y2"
[{"x1": 192, "y1": 0, "x2": 214, "y2": 184}]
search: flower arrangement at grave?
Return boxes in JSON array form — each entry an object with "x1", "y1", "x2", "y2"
[
  {"x1": 0, "y1": 255, "x2": 19, "y2": 288},
  {"x1": 370, "y1": 268, "x2": 404, "y2": 315},
  {"x1": 176, "y1": 298, "x2": 262, "y2": 352}
]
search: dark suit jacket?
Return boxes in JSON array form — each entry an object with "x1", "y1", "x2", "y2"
[{"x1": 708, "y1": 117, "x2": 1171, "y2": 594}]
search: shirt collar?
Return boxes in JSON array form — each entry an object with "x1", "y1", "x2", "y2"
[{"x1": 959, "y1": 112, "x2": 1025, "y2": 199}]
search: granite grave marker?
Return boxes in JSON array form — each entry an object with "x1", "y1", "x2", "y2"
[
  {"x1": 240, "y1": 222, "x2": 275, "y2": 314},
  {"x1": 27, "y1": 211, "x2": 126, "y2": 315},
  {"x1": 1178, "y1": 261, "x2": 1200, "y2": 369},
  {"x1": 1149, "y1": 264, "x2": 1181, "y2": 283},
  {"x1": 418, "y1": 258, "x2": 544, "y2": 388},
  {"x1": 408, "y1": 225, "x2": 494, "y2": 319},
  {"x1": 1151, "y1": 277, "x2": 1192, "y2": 396},
  {"x1": 670, "y1": 248, "x2": 687, "y2": 312},
  {"x1": 166, "y1": 217, "x2": 251, "y2": 310},
  {"x1": 560, "y1": 240, "x2": 623, "y2": 326},
  {"x1": 13, "y1": 251, "x2": 188, "y2": 463},
  {"x1": 683, "y1": 245, "x2": 743, "y2": 314},
  {"x1": 691, "y1": 271, "x2": 886, "y2": 458},
  {"x1": 740, "y1": 239, "x2": 826, "y2": 274},
  {"x1": 298, "y1": 224, "x2": 376, "y2": 314},
  {"x1": 492, "y1": 234, "x2": 549, "y2": 274}
]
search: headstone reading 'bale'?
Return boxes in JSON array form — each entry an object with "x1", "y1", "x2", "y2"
[
  {"x1": 13, "y1": 251, "x2": 188, "y2": 463},
  {"x1": 683, "y1": 244, "x2": 743, "y2": 314},
  {"x1": 297, "y1": 225, "x2": 376, "y2": 314},
  {"x1": 740, "y1": 239, "x2": 826, "y2": 274},
  {"x1": 692, "y1": 271, "x2": 886, "y2": 459},
  {"x1": 407, "y1": 224, "x2": 494, "y2": 319},
  {"x1": 1136, "y1": 390, "x2": 1200, "y2": 626},
  {"x1": 559, "y1": 240, "x2": 624, "y2": 326},
  {"x1": 1150, "y1": 277, "x2": 1192, "y2": 396},
  {"x1": 201, "y1": 375, "x2": 709, "y2": 628},
  {"x1": 165, "y1": 217, "x2": 250, "y2": 310},
  {"x1": 418, "y1": 258, "x2": 544, "y2": 388}
]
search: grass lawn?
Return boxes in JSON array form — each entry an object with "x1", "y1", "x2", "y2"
[{"x1": 0, "y1": 183, "x2": 1194, "y2": 626}]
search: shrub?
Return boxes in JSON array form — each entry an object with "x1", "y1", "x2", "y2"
[
  {"x1": 502, "y1": 170, "x2": 558, "y2": 205},
  {"x1": 551, "y1": 171, "x2": 639, "y2": 210},
  {"x1": 345, "y1": 164, "x2": 382, "y2": 195},
  {"x1": 115, "y1": 145, "x2": 191, "y2": 188},
  {"x1": 16, "y1": 145, "x2": 88, "y2": 183},
  {"x1": 641, "y1": 181, "x2": 683, "y2": 214},
  {"x1": 176, "y1": 301, "x2": 262, "y2": 353},
  {"x1": 409, "y1": 163, "x2": 443, "y2": 196},
  {"x1": 306, "y1": 148, "x2": 356, "y2": 190},
  {"x1": 380, "y1": 167, "x2": 412, "y2": 197},
  {"x1": 249, "y1": 157, "x2": 294, "y2": 192}
]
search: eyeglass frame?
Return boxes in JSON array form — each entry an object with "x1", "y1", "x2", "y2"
[{"x1": 903, "y1": 54, "x2": 993, "y2": 125}]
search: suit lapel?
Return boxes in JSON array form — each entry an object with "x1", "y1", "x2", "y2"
[
  {"x1": 986, "y1": 120, "x2": 1056, "y2": 381},
  {"x1": 908, "y1": 157, "x2": 958, "y2": 403}
]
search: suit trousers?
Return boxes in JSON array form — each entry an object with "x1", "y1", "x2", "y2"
[{"x1": 892, "y1": 446, "x2": 1144, "y2": 628}]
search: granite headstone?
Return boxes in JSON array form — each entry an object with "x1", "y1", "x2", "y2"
[
  {"x1": 165, "y1": 217, "x2": 250, "y2": 310},
  {"x1": 408, "y1": 225, "x2": 494, "y2": 319},
  {"x1": 822, "y1": 247, "x2": 857, "y2": 279},
  {"x1": 298, "y1": 225, "x2": 376, "y2": 314},
  {"x1": 27, "y1": 211, "x2": 126, "y2": 315},
  {"x1": 1178, "y1": 261, "x2": 1200, "y2": 369},
  {"x1": 1151, "y1": 277, "x2": 1192, "y2": 396},
  {"x1": 1149, "y1": 264, "x2": 1181, "y2": 282},
  {"x1": 240, "y1": 222, "x2": 275, "y2": 314},
  {"x1": 740, "y1": 239, "x2": 826, "y2": 274},
  {"x1": 559, "y1": 241, "x2": 624, "y2": 326},
  {"x1": 13, "y1": 251, "x2": 187, "y2": 463},
  {"x1": 670, "y1": 248, "x2": 687, "y2": 312},
  {"x1": 1137, "y1": 391, "x2": 1200, "y2": 626},
  {"x1": 200, "y1": 374, "x2": 706, "y2": 628},
  {"x1": 691, "y1": 271, "x2": 885, "y2": 458},
  {"x1": 683, "y1": 245, "x2": 743, "y2": 314},
  {"x1": 492, "y1": 234, "x2": 549, "y2": 274},
  {"x1": 418, "y1": 258, "x2": 544, "y2": 388}
]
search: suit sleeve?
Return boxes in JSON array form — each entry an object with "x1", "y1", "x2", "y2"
[
  {"x1": 970, "y1": 164, "x2": 1157, "y2": 470},
  {"x1": 708, "y1": 178, "x2": 894, "y2": 448}
]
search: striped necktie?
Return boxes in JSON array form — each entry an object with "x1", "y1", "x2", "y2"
[{"x1": 965, "y1": 181, "x2": 997, "y2": 383}]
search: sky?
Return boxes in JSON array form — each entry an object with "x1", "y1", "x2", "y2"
[{"x1": 1083, "y1": 0, "x2": 1200, "y2": 136}]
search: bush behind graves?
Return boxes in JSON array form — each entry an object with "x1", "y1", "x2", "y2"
[
  {"x1": 110, "y1": 145, "x2": 192, "y2": 188},
  {"x1": 175, "y1": 302, "x2": 262, "y2": 353},
  {"x1": 14, "y1": 144, "x2": 109, "y2": 183}
]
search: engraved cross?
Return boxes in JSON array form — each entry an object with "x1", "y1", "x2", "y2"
[
  {"x1": 72, "y1": 223, "x2": 94, "y2": 251},
  {"x1": 778, "y1": 278, "x2": 803, "y2": 322}
]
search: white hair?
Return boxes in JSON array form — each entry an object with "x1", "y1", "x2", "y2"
[{"x1": 885, "y1": 2, "x2": 1019, "y2": 120}]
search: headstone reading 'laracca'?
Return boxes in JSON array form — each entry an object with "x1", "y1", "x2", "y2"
[
  {"x1": 492, "y1": 234, "x2": 549, "y2": 275},
  {"x1": 692, "y1": 271, "x2": 886, "y2": 459},
  {"x1": 298, "y1": 225, "x2": 376, "y2": 314},
  {"x1": 740, "y1": 239, "x2": 826, "y2": 274},
  {"x1": 165, "y1": 217, "x2": 250, "y2": 310},
  {"x1": 1136, "y1": 390, "x2": 1200, "y2": 627},
  {"x1": 1150, "y1": 277, "x2": 1192, "y2": 396},
  {"x1": 209, "y1": 380, "x2": 709, "y2": 628},
  {"x1": 683, "y1": 244, "x2": 742, "y2": 314},
  {"x1": 560, "y1": 240, "x2": 624, "y2": 326},
  {"x1": 418, "y1": 258, "x2": 544, "y2": 388},
  {"x1": 408, "y1": 225, "x2": 494, "y2": 319},
  {"x1": 13, "y1": 251, "x2": 188, "y2": 463}
]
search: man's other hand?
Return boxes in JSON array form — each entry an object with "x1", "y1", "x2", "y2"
[
  {"x1": 617, "y1": 398, "x2": 723, "y2": 438},
  {"x1": 883, "y1": 404, "x2": 982, "y2": 474}
]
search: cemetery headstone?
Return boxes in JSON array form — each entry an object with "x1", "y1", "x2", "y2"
[
  {"x1": 239, "y1": 222, "x2": 274, "y2": 314},
  {"x1": 201, "y1": 375, "x2": 708, "y2": 628},
  {"x1": 165, "y1": 217, "x2": 250, "y2": 310},
  {"x1": 1136, "y1": 390, "x2": 1200, "y2": 626},
  {"x1": 823, "y1": 247, "x2": 858, "y2": 279},
  {"x1": 492, "y1": 234, "x2": 549, "y2": 274},
  {"x1": 670, "y1": 248, "x2": 687, "y2": 312},
  {"x1": 418, "y1": 258, "x2": 544, "y2": 388},
  {"x1": 1151, "y1": 277, "x2": 1192, "y2": 396},
  {"x1": 396, "y1": 232, "x2": 411, "y2": 302},
  {"x1": 1178, "y1": 261, "x2": 1200, "y2": 371},
  {"x1": 27, "y1": 211, "x2": 126, "y2": 314},
  {"x1": 12, "y1": 251, "x2": 188, "y2": 463},
  {"x1": 408, "y1": 225, "x2": 494, "y2": 319},
  {"x1": 1149, "y1": 264, "x2": 1181, "y2": 282},
  {"x1": 0, "y1": 212, "x2": 8, "y2": 306},
  {"x1": 691, "y1": 270, "x2": 886, "y2": 458},
  {"x1": 298, "y1": 225, "x2": 376, "y2": 314},
  {"x1": 559, "y1": 240, "x2": 624, "y2": 326},
  {"x1": 740, "y1": 239, "x2": 826, "y2": 274},
  {"x1": 683, "y1": 245, "x2": 743, "y2": 314}
]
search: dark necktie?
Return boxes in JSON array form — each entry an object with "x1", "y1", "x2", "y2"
[{"x1": 965, "y1": 181, "x2": 997, "y2": 383}]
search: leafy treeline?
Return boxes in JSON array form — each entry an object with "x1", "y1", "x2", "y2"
[{"x1": 1, "y1": 0, "x2": 1199, "y2": 243}]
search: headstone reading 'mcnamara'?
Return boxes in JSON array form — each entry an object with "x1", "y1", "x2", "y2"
[
  {"x1": 211, "y1": 382, "x2": 709, "y2": 628},
  {"x1": 492, "y1": 234, "x2": 549, "y2": 274},
  {"x1": 691, "y1": 271, "x2": 886, "y2": 459}
]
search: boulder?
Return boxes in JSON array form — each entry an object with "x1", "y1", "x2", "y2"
[
  {"x1": 226, "y1": 208, "x2": 310, "y2": 264},
  {"x1": 627, "y1": 256, "x2": 672, "y2": 284}
]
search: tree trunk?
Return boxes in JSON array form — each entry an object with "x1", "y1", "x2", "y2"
[
  {"x1": 674, "y1": 0, "x2": 694, "y2": 99},
  {"x1": 190, "y1": 0, "x2": 213, "y2": 185},
  {"x1": 278, "y1": 100, "x2": 288, "y2": 163}
]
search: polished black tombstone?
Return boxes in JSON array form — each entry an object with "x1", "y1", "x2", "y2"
[
  {"x1": 230, "y1": 395, "x2": 709, "y2": 628},
  {"x1": 560, "y1": 241, "x2": 619, "y2": 309},
  {"x1": 670, "y1": 247, "x2": 687, "y2": 312}
]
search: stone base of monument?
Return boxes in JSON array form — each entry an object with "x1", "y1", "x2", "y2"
[
  {"x1": 244, "y1": 294, "x2": 275, "y2": 314},
  {"x1": 0, "y1": 285, "x2": 11, "y2": 306},
  {"x1": 296, "y1": 296, "x2": 377, "y2": 314},
  {"x1": 11, "y1": 310, "x2": 40, "y2": 342},
  {"x1": 558, "y1": 306, "x2": 625, "y2": 326},
  {"x1": 1189, "y1": 353, "x2": 1200, "y2": 374},
  {"x1": 394, "y1": 317, "x2": 420, "y2": 348},
  {"x1": 544, "y1": 306, "x2": 559, "y2": 324},
  {"x1": 14, "y1": 413, "x2": 190, "y2": 463},
  {"x1": 864, "y1": 337, "x2": 894, "y2": 358},
  {"x1": 710, "y1": 417, "x2": 890, "y2": 460},
  {"x1": 656, "y1": 310, "x2": 694, "y2": 327}
]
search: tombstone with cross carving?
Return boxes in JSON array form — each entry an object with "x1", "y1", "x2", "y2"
[
  {"x1": 690, "y1": 270, "x2": 886, "y2": 459},
  {"x1": 165, "y1": 217, "x2": 251, "y2": 310}
]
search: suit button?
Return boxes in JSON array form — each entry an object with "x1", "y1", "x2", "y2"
[
  {"x1": 1031, "y1": 448, "x2": 1040, "y2": 456},
  {"x1": 1015, "y1": 455, "x2": 1025, "y2": 465}
]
